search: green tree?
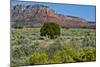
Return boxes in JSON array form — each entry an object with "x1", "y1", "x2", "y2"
[{"x1": 40, "y1": 22, "x2": 61, "y2": 39}]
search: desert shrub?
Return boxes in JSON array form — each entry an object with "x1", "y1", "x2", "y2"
[
  {"x1": 29, "y1": 53, "x2": 48, "y2": 64},
  {"x1": 57, "y1": 50, "x2": 74, "y2": 63},
  {"x1": 48, "y1": 50, "x2": 74, "y2": 63},
  {"x1": 40, "y1": 22, "x2": 61, "y2": 39},
  {"x1": 13, "y1": 23, "x2": 24, "y2": 29},
  {"x1": 11, "y1": 28, "x2": 96, "y2": 66},
  {"x1": 82, "y1": 31, "x2": 96, "y2": 47},
  {"x1": 12, "y1": 46, "x2": 26, "y2": 58},
  {"x1": 29, "y1": 52, "x2": 40, "y2": 64},
  {"x1": 46, "y1": 40, "x2": 64, "y2": 57},
  {"x1": 50, "y1": 51, "x2": 62, "y2": 63},
  {"x1": 72, "y1": 47, "x2": 96, "y2": 62},
  {"x1": 70, "y1": 37, "x2": 82, "y2": 50},
  {"x1": 83, "y1": 47, "x2": 96, "y2": 61},
  {"x1": 73, "y1": 50, "x2": 86, "y2": 62},
  {"x1": 64, "y1": 55, "x2": 74, "y2": 63},
  {"x1": 39, "y1": 53, "x2": 48, "y2": 64},
  {"x1": 11, "y1": 56, "x2": 30, "y2": 66}
]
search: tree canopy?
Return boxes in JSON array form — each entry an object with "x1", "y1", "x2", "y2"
[{"x1": 40, "y1": 22, "x2": 61, "y2": 39}]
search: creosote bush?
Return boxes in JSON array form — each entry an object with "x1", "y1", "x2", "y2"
[{"x1": 40, "y1": 22, "x2": 61, "y2": 39}]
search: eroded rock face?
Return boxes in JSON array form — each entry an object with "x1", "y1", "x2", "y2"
[{"x1": 11, "y1": 5, "x2": 88, "y2": 28}]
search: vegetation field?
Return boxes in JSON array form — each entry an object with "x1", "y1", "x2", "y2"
[{"x1": 11, "y1": 28, "x2": 96, "y2": 66}]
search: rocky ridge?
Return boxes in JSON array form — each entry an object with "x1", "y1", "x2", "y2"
[{"x1": 11, "y1": 5, "x2": 88, "y2": 28}]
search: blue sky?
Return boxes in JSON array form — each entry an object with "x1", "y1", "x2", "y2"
[{"x1": 11, "y1": 0, "x2": 96, "y2": 22}]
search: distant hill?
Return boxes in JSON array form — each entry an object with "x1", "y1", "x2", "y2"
[
  {"x1": 88, "y1": 21, "x2": 96, "y2": 29},
  {"x1": 11, "y1": 5, "x2": 90, "y2": 28}
]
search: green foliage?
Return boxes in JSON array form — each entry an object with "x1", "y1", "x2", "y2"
[
  {"x1": 39, "y1": 53, "x2": 48, "y2": 64},
  {"x1": 50, "y1": 51, "x2": 62, "y2": 63},
  {"x1": 83, "y1": 47, "x2": 96, "y2": 61},
  {"x1": 13, "y1": 23, "x2": 24, "y2": 29},
  {"x1": 29, "y1": 53, "x2": 48, "y2": 64},
  {"x1": 11, "y1": 28, "x2": 96, "y2": 66},
  {"x1": 82, "y1": 31, "x2": 96, "y2": 47},
  {"x1": 72, "y1": 47, "x2": 96, "y2": 62},
  {"x1": 40, "y1": 22, "x2": 61, "y2": 39},
  {"x1": 29, "y1": 52, "x2": 40, "y2": 64},
  {"x1": 64, "y1": 55, "x2": 74, "y2": 63}
]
